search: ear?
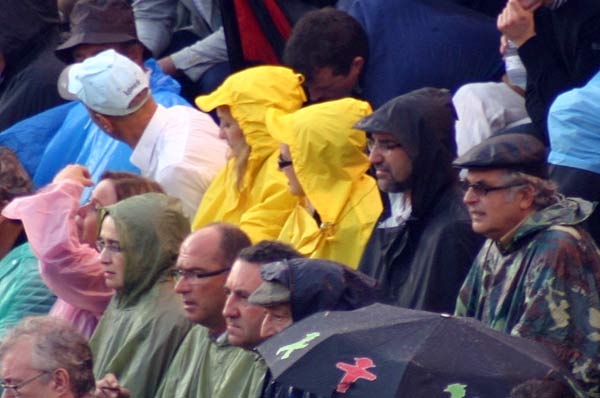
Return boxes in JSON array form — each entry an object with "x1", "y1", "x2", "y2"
[
  {"x1": 94, "y1": 113, "x2": 115, "y2": 134},
  {"x1": 517, "y1": 184, "x2": 536, "y2": 210},
  {"x1": 349, "y1": 56, "x2": 365, "y2": 79},
  {"x1": 51, "y1": 368, "x2": 71, "y2": 396}
]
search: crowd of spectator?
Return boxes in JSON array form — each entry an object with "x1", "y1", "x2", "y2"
[{"x1": 1, "y1": 0, "x2": 599, "y2": 397}]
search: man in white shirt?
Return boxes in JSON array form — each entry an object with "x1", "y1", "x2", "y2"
[{"x1": 59, "y1": 49, "x2": 227, "y2": 219}]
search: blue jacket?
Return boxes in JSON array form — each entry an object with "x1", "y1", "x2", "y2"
[
  {"x1": 548, "y1": 69, "x2": 600, "y2": 175},
  {"x1": 0, "y1": 59, "x2": 190, "y2": 197},
  {"x1": 340, "y1": 0, "x2": 503, "y2": 108}
]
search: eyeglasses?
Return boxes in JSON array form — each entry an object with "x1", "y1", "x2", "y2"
[
  {"x1": 277, "y1": 154, "x2": 293, "y2": 170},
  {"x1": 96, "y1": 239, "x2": 123, "y2": 254},
  {"x1": 461, "y1": 180, "x2": 526, "y2": 196},
  {"x1": 1, "y1": 371, "x2": 49, "y2": 396},
  {"x1": 171, "y1": 268, "x2": 231, "y2": 284},
  {"x1": 367, "y1": 138, "x2": 403, "y2": 153}
]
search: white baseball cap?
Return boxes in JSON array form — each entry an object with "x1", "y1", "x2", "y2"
[{"x1": 58, "y1": 49, "x2": 150, "y2": 116}]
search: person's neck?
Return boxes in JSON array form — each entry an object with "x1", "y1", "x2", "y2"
[
  {"x1": 122, "y1": 100, "x2": 159, "y2": 148},
  {"x1": 208, "y1": 322, "x2": 227, "y2": 340}
]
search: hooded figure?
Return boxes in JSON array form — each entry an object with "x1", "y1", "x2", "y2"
[
  {"x1": 89, "y1": 193, "x2": 191, "y2": 398},
  {"x1": 192, "y1": 66, "x2": 306, "y2": 242},
  {"x1": 356, "y1": 88, "x2": 484, "y2": 312},
  {"x1": 251, "y1": 258, "x2": 379, "y2": 398},
  {"x1": 0, "y1": 0, "x2": 65, "y2": 130},
  {"x1": 250, "y1": 258, "x2": 379, "y2": 322},
  {"x1": 267, "y1": 98, "x2": 382, "y2": 268}
]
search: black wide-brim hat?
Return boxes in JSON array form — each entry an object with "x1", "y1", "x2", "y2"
[{"x1": 55, "y1": 0, "x2": 151, "y2": 63}]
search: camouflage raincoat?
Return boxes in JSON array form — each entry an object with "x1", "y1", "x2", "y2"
[{"x1": 455, "y1": 198, "x2": 600, "y2": 396}]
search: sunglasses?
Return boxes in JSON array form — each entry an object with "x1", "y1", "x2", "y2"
[{"x1": 460, "y1": 180, "x2": 526, "y2": 196}]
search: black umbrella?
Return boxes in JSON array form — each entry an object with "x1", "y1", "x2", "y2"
[{"x1": 257, "y1": 303, "x2": 582, "y2": 398}]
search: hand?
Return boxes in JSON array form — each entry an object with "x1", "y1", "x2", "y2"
[
  {"x1": 93, "y1": 374, "x2": 131, "y2": 398},
  {"x1": 499, "y1": 34, "x2": 509, "y2": 57},
  {"x1": 497, "y1": 0, "x2": 537, "y2": 47},
  {"x1": 158, "y1": 56, "x2": 177, "y2": 76},
  {"x1": 52, "y1": 164, "x2": 93, "y2": 187}
]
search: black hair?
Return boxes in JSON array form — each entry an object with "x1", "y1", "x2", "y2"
[
  {"x1": 283, "y1": 8, "x2": 368, "y2": 82},
  {"x1": 237, "y1": 240, "x2": 303, "y2": 264}
]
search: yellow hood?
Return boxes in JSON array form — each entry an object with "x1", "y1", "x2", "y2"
[
  {"x1": 195, "y1": 65, "x2": 306, "y2": 154},
  {"x1": 267, "y1": 98, "x2": 373, "y2": 224}
]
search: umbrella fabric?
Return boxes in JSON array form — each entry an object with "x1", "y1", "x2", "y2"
[{"x1": 257, "y1": 303, "x2": 582, "y2": 398}]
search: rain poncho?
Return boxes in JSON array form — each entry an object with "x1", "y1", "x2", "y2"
[
  {"x1": 191, "y1": 66, "x2": 305, "y2": 242},
  {"x1": 356, "y1": 89, "x2": 483, "y2": 312},
  {"x1": 89, "y1": 193, "x2": 192, "y2": 398},
  {"x1": 2, "y1": 59, "x2": 189, "y2": 196},
  {"x1": 0, "y1": 243, "x2": 56, "y2": 339},
  {"x1": 548, "y1": 70, "x2": 600, "y2": 243},
  {"x1": 3, "y1": 180, "x2": 114, "y2": 338},
  {"x1": 456, "y1": 198, "x2": 600, "y2": 397},
  {"x1": 267, "y1": 98, "x2": 382, "y2": 268},
  {"x1": 155, "y1": 326, "x2": 266, "y2": 398}
]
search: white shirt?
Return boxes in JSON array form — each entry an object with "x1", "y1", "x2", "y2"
[
  {"x1": 131, "y1": 104, "x2": 227, "y2": 219},
  {"x1": 377, "y1": 192, "x2": 412, "y2": 229}
]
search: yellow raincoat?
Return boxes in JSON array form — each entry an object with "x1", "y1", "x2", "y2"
[
  {"x1": 191, "y1": 66, "x2": 306, "y2": 242},
  {"x1": 266, "y1": 98, "x2": 383, "y2": 268}
]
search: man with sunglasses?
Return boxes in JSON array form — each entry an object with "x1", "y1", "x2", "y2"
[
  {"x1": 454, "y1": 133, "x2": 600, "y2": 397},
  {"x1": 355, "y1": 88, "x2": 483, "y2": 313}
]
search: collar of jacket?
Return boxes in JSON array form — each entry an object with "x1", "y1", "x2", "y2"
[{"x1": 495, "y1": 197, "x2": 594, "y2": 253}]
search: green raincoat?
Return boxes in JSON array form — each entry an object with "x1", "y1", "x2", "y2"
[
  {"x1": 155, "y1": 325, "x2": 266, "y2": 398},
  {"x1": 89, "y1": 193, "x2": 192, "y2": 398}
]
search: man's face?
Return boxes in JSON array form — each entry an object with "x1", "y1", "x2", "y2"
[
  {"x1": 260, "y1": 303, "x2": 293, "y2": 340},
  {"x1": 368, "y1": 133, "x2": 413, "y2": 193},
  {"x1": 174, "y1": 229, "x2": 229, "y2": 332},
  {"x1": 75, "y1": 179, "x2": 118, "y2": 246},
  {"x1": 306, "y1": 66, "x2": 358, "y2": 103},
  {"x1": 98, "y1": 215, "x2": 126, "y2": 290},
  {"x1": 0, "y1": 339, "x2": 57, "y2": 398},
  {"x1": 222, "y1": 259, "x2": 266, "y2": 349},
  {"x1": 463, "y1": 169, "x2": 532, "y2": 240}
]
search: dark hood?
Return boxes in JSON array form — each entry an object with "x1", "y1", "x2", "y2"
[
  {"x1": 260, "y1": 258, "x2": 379, "y2": 322},
  {"x1": 0, "y1": 0, "x2": 59, "y2": 60},
  {"x1": 354, "y1": 87, "x2": 457, "y2": 218}
]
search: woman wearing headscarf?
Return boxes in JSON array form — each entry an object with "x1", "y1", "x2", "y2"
[
  {"x1": 191, "y1": 65, "x2": 306, "y2": 242},
  {"x1": 266, "y1": 98, "x2": 382, "y2": 268},
  {"x1": 90, "y1": 193, "x2": 191, "y2": 398}
]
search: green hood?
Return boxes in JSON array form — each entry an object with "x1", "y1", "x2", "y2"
[
  {"x1": 502, "y1": 197, "x2": 595, "y2": 253},
  {"x1": 100, "y1": 193, "x2": 190, "y2": 308}
]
